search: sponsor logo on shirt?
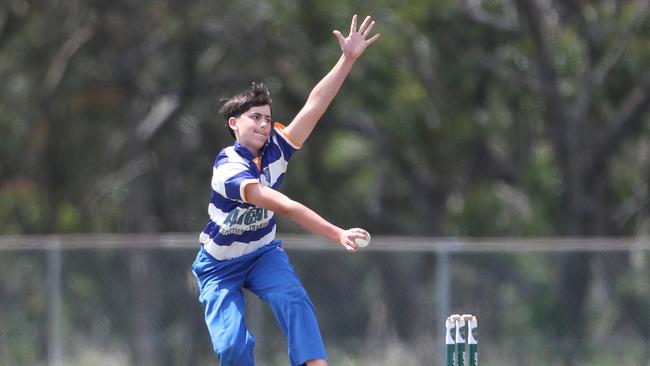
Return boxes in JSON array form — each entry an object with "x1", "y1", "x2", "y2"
[{"x1": 219, "y1": 207, "x2": 271, "y2": 235}]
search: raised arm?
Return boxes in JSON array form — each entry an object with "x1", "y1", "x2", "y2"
[
  {"x1": 283, "y1": 15, "x2": 380, "y2": 146},
  {"x1": 244, "y1": 182, "x2": 369, "y2": 252}
]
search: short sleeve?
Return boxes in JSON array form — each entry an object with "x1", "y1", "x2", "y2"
[
  {"x1": 273, "y1": 122, "x2": 301, "y2": 162},
  {"x1": 211, "y1": 161, "x2": 258, "y2": 203}
]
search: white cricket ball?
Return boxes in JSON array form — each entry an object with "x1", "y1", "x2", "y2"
[{"x1": 355, "y1": 234, "x2": 371, "y2": 248}]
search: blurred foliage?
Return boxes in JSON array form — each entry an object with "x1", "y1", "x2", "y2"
[{"x1": 1, "y1": 0, "x2": 647, "y2": 237}]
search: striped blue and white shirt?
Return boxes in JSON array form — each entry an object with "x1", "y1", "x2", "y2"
[{"x1": 199, "y1": 123, "x2": 301, "y2": 260}]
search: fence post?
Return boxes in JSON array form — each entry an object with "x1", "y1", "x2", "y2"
[
  {"x1": 436, "y1": 250, "x2": 451, "y2": 365},
  {"x1": 47, "y1": 239, "x2": 62, "y2": 366}
]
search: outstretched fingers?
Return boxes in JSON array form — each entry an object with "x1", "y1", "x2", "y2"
[
  {"x1": 336, "y1": 14, "x2": 380, "y2": 58},
  {"x1": 362, "y1": 20, "x2": 375, "y2": 37},
  {"x1": 357, "y1": 15, "x2": 372, "y2": 35},
  {"x1": 349, "y1": 14, "x2": 357, "y2": 35},
  {"x1": 353, "y1": 15, "x2": 380, "y2": 44},
  {"x1": 366, "y1": 33, "x2": 381, "y2": 45}
]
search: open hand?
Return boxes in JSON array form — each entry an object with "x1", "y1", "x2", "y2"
[{"x1": 333, "y1": 15, "x2": 380, "y2": 60}]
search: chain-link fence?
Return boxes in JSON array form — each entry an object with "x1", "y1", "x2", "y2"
[{"x1": 1, "y1": 234, "x2": 649, "y2": 366}]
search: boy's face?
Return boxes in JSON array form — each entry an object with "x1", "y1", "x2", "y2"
[{"x1": 229, "y1": 105, "x2": 272, "y2": 154}]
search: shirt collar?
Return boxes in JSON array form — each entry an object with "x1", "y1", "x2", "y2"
[{"x1": 233, "y1": 139, "x2": 270, "y2": 161}]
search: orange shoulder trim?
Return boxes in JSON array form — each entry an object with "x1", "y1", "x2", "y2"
[{"x1": 273, "y1": 122, "x2": 302, "y2": 149}]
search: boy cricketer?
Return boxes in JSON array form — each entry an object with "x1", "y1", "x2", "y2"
[{"x1": 192, "y1": 15, "x2": 379, "y2": 366}]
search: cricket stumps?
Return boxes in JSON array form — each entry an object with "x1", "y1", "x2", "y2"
[{"x1": 445, "y1": 313, "x2": 478, "y2": 366}]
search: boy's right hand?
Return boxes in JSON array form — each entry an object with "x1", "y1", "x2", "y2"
[{"x1": 339, "y1": 228, "x2": 371, "y2": 252}]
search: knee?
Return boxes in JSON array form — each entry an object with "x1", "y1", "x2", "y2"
[{"x1": 280, "y1": 285, "x2": 313, "y2": 306}]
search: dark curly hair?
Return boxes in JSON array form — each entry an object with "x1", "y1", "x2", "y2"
[{"x1": 219, "y1": 82, "x2": 272, "y2": 139}]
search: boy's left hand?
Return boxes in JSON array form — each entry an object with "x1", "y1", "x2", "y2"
[{"x1": 333, "y1": 15, "x2": 380, "y2": 61}]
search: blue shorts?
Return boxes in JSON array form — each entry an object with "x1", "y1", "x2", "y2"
[{"x1": 192, "y1": 240, "x2": 327, "y2": 366}]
